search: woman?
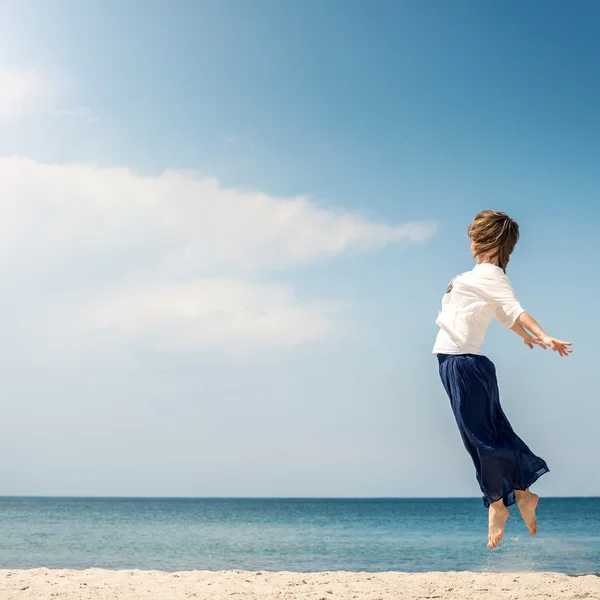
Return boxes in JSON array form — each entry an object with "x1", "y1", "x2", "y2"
[{"x1": 433, "y1": 210, "x2": 572, "y2": 549}]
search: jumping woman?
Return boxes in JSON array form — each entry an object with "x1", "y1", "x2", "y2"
[{"x1": 433, "y1": 210, "x2": 572, "y2": 549}]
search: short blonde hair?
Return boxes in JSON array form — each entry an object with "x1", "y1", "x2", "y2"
[{"x1": 467, "y1": 210, "x2": 519, "y2": 272}]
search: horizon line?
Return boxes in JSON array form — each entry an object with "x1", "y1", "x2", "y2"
[{"x1": 1, "y1": 495, "x2": 598, "y2": 500}]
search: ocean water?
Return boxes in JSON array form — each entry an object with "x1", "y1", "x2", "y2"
[{"x1": 1, "y1": 497, "x2": 599, "y2": 574}]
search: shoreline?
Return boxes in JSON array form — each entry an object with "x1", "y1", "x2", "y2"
[{"x1": 2, "y1": 569, "x2": 599, "y2": 599}]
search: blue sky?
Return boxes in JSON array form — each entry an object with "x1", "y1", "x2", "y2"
[{"x1": 0, "y1": 0, "x2": 597, "y2": 497}]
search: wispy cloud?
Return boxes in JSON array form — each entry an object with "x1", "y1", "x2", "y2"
[
  {"x1": 0, "y1": 157, "x2": 437, "y2": 355},
  {"x1": 57, "y1": 105, "x2": 100, "y2": 122},
  {"x1": 0, "y1": 66, "x2": 50, "y2": 121},
  {"x1": 222, "y1": 135, "x2": 256, "y2": 150},
  {"x1": 80, "y1": 279, "x2": 333, "y2": 353}
]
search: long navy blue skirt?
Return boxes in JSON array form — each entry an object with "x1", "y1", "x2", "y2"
[{"x1": 438, "y1": 353, "x2": 549, "y2": 508}]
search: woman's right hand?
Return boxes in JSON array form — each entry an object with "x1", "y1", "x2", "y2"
[{"x1": 541, "y1": 336, "x2": 573, "y2": 357}]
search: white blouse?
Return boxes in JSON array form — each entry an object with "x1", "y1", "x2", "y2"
[{"x1": 432, "y1": 262, "x2": 525, "y2": 355}]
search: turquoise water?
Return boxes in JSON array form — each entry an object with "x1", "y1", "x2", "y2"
[{"x1": 1, "y1": 497, "x2": 599, "y2": 573}]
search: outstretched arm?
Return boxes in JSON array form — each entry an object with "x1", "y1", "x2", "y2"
[
  {"x1": 517, "y1": 312, "x2": 572, "y2": 357},
  {"x1": 486, "y1": 271, "x2": 572, "y2": 357}
]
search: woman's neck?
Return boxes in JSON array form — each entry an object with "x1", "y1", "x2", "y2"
[{"x1": 477, "y1": 253, "x2": 499, "y2": 267}]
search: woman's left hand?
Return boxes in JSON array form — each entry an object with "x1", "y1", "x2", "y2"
[{"x1": 524, "y1": 336, "x2": 547, "y2": 350}]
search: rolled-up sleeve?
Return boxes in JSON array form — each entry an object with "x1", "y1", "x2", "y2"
[{"x1": 485, "y1": 272, "x2": 525, "y2": 328}]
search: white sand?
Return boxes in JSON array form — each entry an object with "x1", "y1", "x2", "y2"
[{"x1": 1, "y1": 569, "x2": 599, "y2": 599}]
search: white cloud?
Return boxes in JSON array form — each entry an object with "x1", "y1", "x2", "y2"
[
  {"x1": 0, "y1": 157, "x2": 436, "y2": 354},
  {"x1": 57, "y1": 105, "x2": 100, "y2": 122},
  {"x1": 80, "y1": 279, "x2": 333, "y2": 353},
  {"x1": 0, "y1": 66, "x2": 51, "y2": 121}
]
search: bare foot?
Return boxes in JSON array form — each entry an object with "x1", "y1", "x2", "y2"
[
  {"x1": 516, "y1": 490, "x2": 539, "y2": 537},
  {"x1": 488, "y1": 500, "x2": 509, "y2": 549}
]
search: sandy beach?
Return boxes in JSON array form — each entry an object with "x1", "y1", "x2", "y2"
[{"x1": 1, "y1": 569, "x2": 599, "y2": 600}]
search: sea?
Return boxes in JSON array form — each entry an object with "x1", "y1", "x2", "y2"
[{"x1": 1, "y1": 497, "x2": 599, "y2": 574}]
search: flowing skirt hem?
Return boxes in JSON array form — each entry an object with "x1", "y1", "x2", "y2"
[{"x1": 482, "y1": 466, "x2": 550, "y2": 508}]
